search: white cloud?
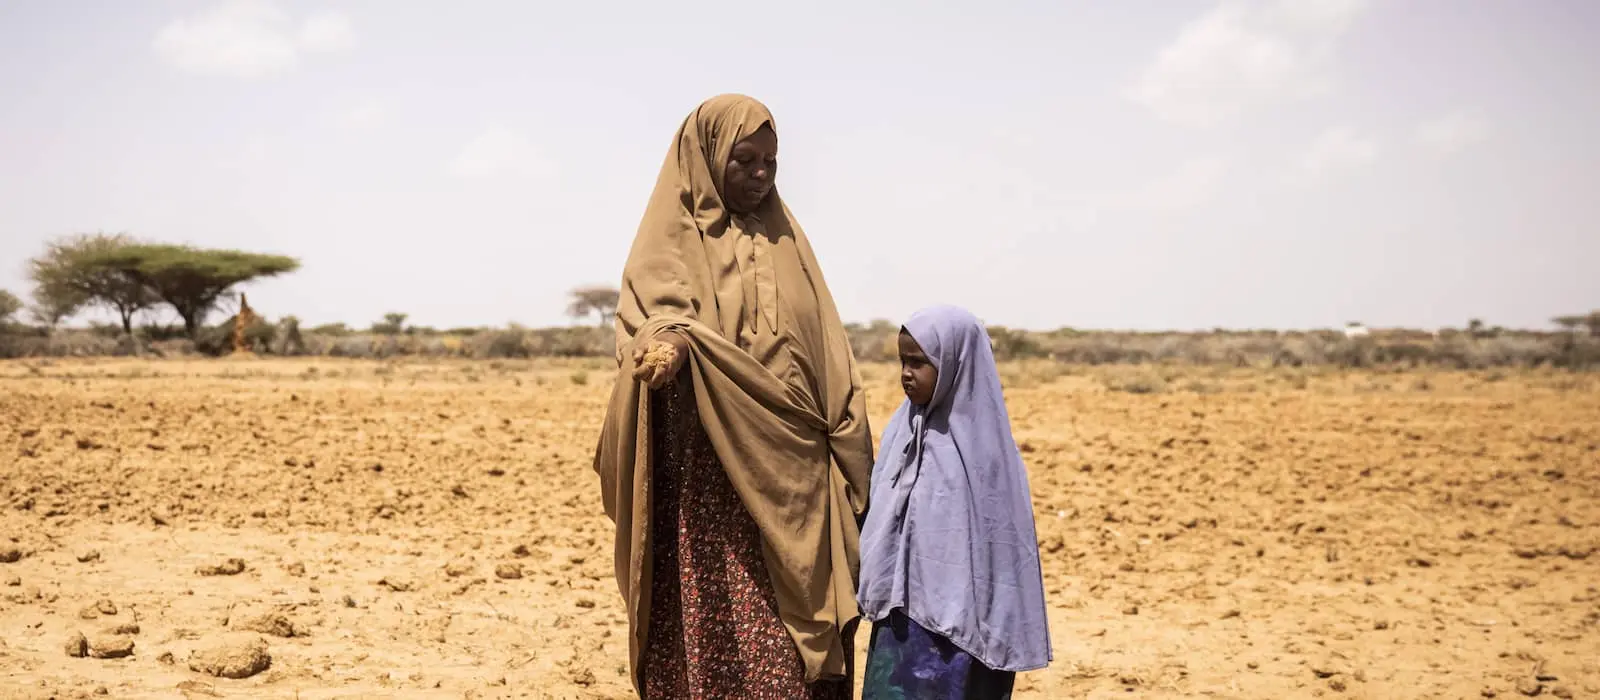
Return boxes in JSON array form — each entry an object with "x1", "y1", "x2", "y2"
[
  {"x1": 1301, "y1": 126, "x2": 1378, "y2": 175},
  {"x1": 1126, "y1": 0, "x2": 1370, "y2": 127},
  {"x1": 1128, "y1": 157, "x2": 1231, "y2": 211},
  {"x1": 337, "y1": 101, "x2": 386, "y2": 129},
  {"x1": 153, "y1": 0, "x2": 355, "y2": 78},
  {"x1": 299, "y1": 11, "x2": 357, "y2": 53},
  {"x1": 1415, "y1": 110, "x2": 1491, "y2": 155},
  {"x1": 446, "y1": 127, "x2": 556, "y2": 180},
  {"x1": 1096, "y1": 157, "x2": 1232, "y2": 213}
]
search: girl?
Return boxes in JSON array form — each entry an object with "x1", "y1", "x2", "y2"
[{"x1": 857, "y1": 305, "x2": 1052, "y2": 699}]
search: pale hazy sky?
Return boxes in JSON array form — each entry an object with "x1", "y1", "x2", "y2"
[{"x1": 2, "y1": 0, "x2": 1596, "y2": 331}]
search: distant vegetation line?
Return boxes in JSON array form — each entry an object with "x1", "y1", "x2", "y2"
[{"x1": 2, "y1": 233, "x2": 1598, "y2": 368}]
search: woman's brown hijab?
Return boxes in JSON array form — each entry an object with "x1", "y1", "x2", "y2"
[{"x1": 592, "y1": 94, "x2": 874, "y2": 690}]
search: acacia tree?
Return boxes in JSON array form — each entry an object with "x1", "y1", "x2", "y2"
[
  {"x1": 27, "y1": 233, "x2": 160, "y2": 334},
  {"x1": 0, "y1": 289, "x2": 21, "y2": 326},
  {"x1": 566, "y1": 285, "x2": 620, "y2": 327},
  {"x1": 1553, "y1": 311, "x2": 1600, "y2": 338},
  {"x1": 89, "y1": 244, "x2": 300, "y2": 339},
  {"x1": 371, "y1": 312, "x2": 408, "y2": 335}
]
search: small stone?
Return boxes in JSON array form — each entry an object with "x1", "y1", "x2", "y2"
[
  {"x1": 575, "y1": 598, "x2": 596, "y2": 609},
  {"x1": 284, "y1": 562, "x2": 306, "y2": 577},
  {"x1": 1374, "y1": 620, "x2": 1389, "y2": 630},
  {"x1": 1329, "y1": 679, "x2": 1347, "y2": 692},
  {"x1": 96, "y1": 599, "x2": 117, "y2": 615},
  {"x1": 341, "y1": 594, "x2": 357, "y2": 608},
  {"x1": 1221, "y1": 609, "x2": 1241, "y2": 619},
  {"x1": 1516, "y1": 679, "x2": 1543, "y2": 697},
  {"x1": 230, "y1": 608, "x2": 302, "y2": 638},
  {"x1": 1122, "y1": 605, "x2": 1139, "y2": 615},
  {"x1": 157, "y1": 651, "x2": 175, "y2": 665},
  {"x1": 378, "y1": 576, "x2": 414, "y2": 592},
  {"x1": 1550, "y1": 687, "x2": 1572, "y2": 699},
  {"x1": 444, "y1": 560, "x2": 476, "y2": 578},
  {"x1": 107, "y1": 623, "x2": 140, "y2": 635},
  {"x1": 77, "y1": 550, "x2": 101, "y2": 563},
  {"x1": 0, "y1": 547, "x2": 23, "y2": 563},
  {"x1": 65, "y1": 632, "x2": 87, "y2": 657},
  {"x1": 189, "y1": 634, "x2": 271, "y2": 679},
  {"x1": 4, "y1": 576, "x2": 18, "y2": 586},
  {"x1": 495, "y1": 563, "x2": 523, "y2": 580},
  {"x1": 94, "y1": 687, "x2": 108, "y2": 696},
  {"x1": 196, "y1": 558, "x2": 246, "y2": 576},
  {"x1": 1482, "y1": 687, "x2": 1498, "y2": 698},
  {"x1": 569, "y1": 667, "x2": 596, "y2": 687},
  {"x1": 87, "y1": 634, "x2": 135, "y2": 659},
  {"x1": 1247, "y1": 661, "x2": 1260, "y2": 670}
]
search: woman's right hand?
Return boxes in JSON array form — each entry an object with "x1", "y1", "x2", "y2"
[{"x1": 631, "y1": 332, "x2": 689, "y2": 390}]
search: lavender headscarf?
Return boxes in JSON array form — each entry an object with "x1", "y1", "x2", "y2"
[{"x1": 856, "y1": 305, "x2": 1052, "y2": 672}]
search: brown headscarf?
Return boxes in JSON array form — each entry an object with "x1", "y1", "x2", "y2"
[{"x1": 592, "y1": 94, "x2": 874, "y2": 691}]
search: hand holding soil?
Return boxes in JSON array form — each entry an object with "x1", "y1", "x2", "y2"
[{"x1": 632, "y1": 333, "x2": 687, "y2": 389}]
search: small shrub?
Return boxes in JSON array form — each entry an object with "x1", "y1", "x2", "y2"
[
  {"x1": 482, "y1": 330, "x2": 529, "y2": 359},
  {"x1": 1104, "y1": 369, "x2": 1167, "y2": 395}
]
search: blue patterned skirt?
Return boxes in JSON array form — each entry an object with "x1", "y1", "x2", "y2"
[{"x1": 862, "y1": 610, "x2": 1015, "y2": 700}]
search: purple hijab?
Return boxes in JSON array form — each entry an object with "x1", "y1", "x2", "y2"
[{"x1": 856, "y1": 305, "x2": 1052, "y2": 672}]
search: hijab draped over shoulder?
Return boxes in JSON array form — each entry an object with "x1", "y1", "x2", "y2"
[
  {"x1": 857, "y1": 305, "x2": 1053, "y2": 672},
  {"x1": 592, "y1": 94, "x2": 875, "y2": 689}
]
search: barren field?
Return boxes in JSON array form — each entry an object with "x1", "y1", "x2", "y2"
[{"x1": 2, "y1": 358, "x2": 1598, "y2": 699}]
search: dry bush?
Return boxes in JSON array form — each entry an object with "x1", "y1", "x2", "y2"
[{"x1": 4, "y1": 318, "x2": 1595, "y2": 370}]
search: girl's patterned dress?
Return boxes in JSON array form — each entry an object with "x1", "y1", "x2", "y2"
[
  {"x1": 641, "y1": 378, "x2": 850, "y2": 700},
  {"x1": 862, "y1": 611, "x2": 1016, "y2": 700}
]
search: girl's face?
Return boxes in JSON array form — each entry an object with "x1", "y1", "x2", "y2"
[{"x1": 898, "y1": 330, "x2": 937, "y2": 406}]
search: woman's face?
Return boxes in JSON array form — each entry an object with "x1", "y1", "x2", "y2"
[
  {"x1": 898, "y1": 330, "x2": 938, "y2": 406},
  {"x1": 724, "y1": 124, "x2": 777, "y2": 214}
]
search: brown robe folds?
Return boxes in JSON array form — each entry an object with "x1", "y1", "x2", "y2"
[{"x1": 592, "y1": 94, "x2": 874, "y2": 692}]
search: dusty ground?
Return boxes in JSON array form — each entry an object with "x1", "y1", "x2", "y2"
[{"x1": 2, "y1": 357, "x2": 1597, "y2": 699}]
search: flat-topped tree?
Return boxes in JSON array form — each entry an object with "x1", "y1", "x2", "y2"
[
  {"x1": 566, "y1": 285, "x2": 620, "y2": 327},
  {"x1": 90, "y1": 244, "x2": 299, "y2": 339},
  {"x1": 0, "y1": 289, "x2": 21, "y2": 326},
  {"x1": 27, "y1": 233, "x2": 160, "y2": 334},
  {"x1": 1553, "y1": 311, "x2": 1600, "y2": 337}
]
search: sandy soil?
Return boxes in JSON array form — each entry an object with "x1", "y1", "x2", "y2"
[{"x1": 2, "y1": 358, "x2": 1597, "y2": 699}]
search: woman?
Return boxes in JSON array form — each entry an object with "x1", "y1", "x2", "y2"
[{"x1": 592, "y1": 94, "x2": 875, "y2": 699}]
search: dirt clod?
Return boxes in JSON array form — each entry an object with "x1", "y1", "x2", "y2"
[
  {"x1": 88, "y1": 634, "x2": 135, "y2": 658},
  {"x1": 196, "y1": 558, "x2": 246, "y2": 576},
  {"x1": 229, "y1": 606, "x2": 303, "y2": 638},
  {"x1": 65, "y1": 632, "x2": 87, "y2": 657},
  {"x1": 378, "y1": 576, "x2": 414, "y2": 592},
  {"x1": 188, "y1": 635, "x2": 271, "y2": 679}
]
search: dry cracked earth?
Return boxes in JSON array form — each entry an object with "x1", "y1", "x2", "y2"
[{"x1": 2, "y1": 358, "x2": 1597, "y2": 699}]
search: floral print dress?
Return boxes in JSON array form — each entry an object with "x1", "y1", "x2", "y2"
[{"x1": 641, "y1": 379, "x2": 851, "y2": 700}]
